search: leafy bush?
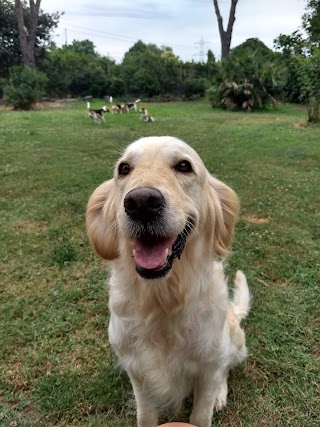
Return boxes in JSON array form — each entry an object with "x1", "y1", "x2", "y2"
[
  {"x1": 208, "y1": 49, "x2": 287, "y2": 111},
  {"x1": 208, "y1": 79, "x2": 256, "y2": 111},
  {"x1": 183, "y1": 78, "x2": 209, "y2": 98},
  {"x1": 4, "y1": 65, "x2": 48, "y2": 110}
]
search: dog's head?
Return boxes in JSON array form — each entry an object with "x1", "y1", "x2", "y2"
[{"x1": 86, "y1": 136, "x2": 239, "y2": 279}]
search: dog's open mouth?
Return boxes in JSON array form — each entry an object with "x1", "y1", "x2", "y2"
[{"x1": 132, "y1": 222, "x2": 193, "y2": 279}]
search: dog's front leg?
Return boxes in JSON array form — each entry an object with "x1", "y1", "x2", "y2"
[
  {"x1": 129, "y1": 374, "x2": 158, "y2": 427},
  {"x1": 190, "y1": 371, "x2": 222, "y2": 427}
]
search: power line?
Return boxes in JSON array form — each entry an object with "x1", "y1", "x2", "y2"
[
  {"x1": 64, "y1": 23, "x2": 193, "y2": 49},
  {"x1": 54, "y1": 24, "x2": 209, "y2": 62}
]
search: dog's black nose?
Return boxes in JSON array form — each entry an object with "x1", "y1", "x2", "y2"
[{"x1": 124, "y1": 187, "x2": 165, "y2": 222}]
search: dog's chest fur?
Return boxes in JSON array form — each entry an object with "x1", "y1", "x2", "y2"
[{"x1": 107, "y1": 264, "x2": 229, "y2": 406}]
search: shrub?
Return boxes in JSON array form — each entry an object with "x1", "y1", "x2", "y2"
[
  {"x1": 208, "y1": 50, "x2": 287, "y2": 111},
  {"x1": 183, "y1": 78, "x2": 209, "y2": 98},
  {"x1": 4, "y1": 65, "x2": 48, "y2": 110}
]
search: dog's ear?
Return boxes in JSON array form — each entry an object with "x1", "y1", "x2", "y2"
[
  {"x1": 205, "y1": 175, "x2": 239, "y2": 259},
  {"x1": 86, "y1": 179, "x2": 119, "y2": 260}
]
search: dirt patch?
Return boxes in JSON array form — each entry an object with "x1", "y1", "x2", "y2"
[
  {"x1": 293, "y1": 122, "x2": 307, "y2": 128},
  {"x1": 243, "y1": 214, "x2": 270, "y2": 224},
  {"x1": 13, "y1": 220, "x2": 48, "y2": 233},
  {"x1": 0, "y1": 101, "x2": 65, "y2": 111},
  {"x1": 0, "y1": 105, "x2": 12, "y2": 111},
  {"x1": 34, "y1": 101, "x2": 65, "y2": 109}
]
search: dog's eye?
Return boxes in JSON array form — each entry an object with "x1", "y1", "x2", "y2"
[
  {"x1": 175, "y1": 160, "x2": 193, "y2": 173},
  {"x1": 118, "y1": 162, "x2": 131, "y2": 176}
]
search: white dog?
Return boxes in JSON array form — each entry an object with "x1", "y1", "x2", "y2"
[{"x1": 86, "y1": 136, "x2": 250, "y2": 427}]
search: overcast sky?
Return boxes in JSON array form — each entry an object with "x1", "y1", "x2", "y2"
[{"x1": 42, "y1": 0, "x2": 307, "y2": 62}]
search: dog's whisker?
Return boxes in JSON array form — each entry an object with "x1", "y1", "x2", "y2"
[{"x1": 106, "y1": 140, "x2": 125, "y2": 152}]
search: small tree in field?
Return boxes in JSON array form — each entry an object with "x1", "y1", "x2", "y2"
[
  {"x1": 297, "y1": 49, "x2": 320, "y2": 122},
  {"x1": 4, "y1": 65, "x2": 48, "y2": 109},
  {"x1": 274, "y1": 0, "x2": 320, "y2": 123}
]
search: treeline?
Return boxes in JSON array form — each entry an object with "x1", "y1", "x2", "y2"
[
  {"x1": 1, "y1": 0, "x2": 320, "y2": 121},
  {"x1": 41, "y1": 39, "x2": 216, "y2": 100}
]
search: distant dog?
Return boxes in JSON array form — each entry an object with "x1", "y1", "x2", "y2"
[
  {"x1": 121, "y1": 104, "x2": 129, "y2": 113},
  {"x1": 126, "y1": 99, "x2": 141, "y2": 112},
  {"x1": 112, "y1": 104, "x2": 122, "y2": 114},
  {"x1": 87, "y1": 102, "x2": 109, "y2": 123},
  {"x1": 139, "y1": 106, "x2": 154, "y2": 122}
]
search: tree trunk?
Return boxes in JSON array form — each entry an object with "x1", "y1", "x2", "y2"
[
  {"x1": 15, "y1": 0, "x2": 41, "y2": 69},
  {"x1": 213, "y1": 0, "x2": 238, "y2": 60}
]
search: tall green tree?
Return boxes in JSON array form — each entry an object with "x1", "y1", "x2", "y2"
[
  {"x1": 274, "y1": 1, "x2": 320, "y2": 121},
  {"x1": 45, "y1": 43, "x2": 116, "y2": 97},
  {"x1": 69, "y1": 39, "x2": 97, "y2": 57},
  {"x1": 274, "y1": 31, "x2": 306, "y2": 56},
  {"x1": 274, "y1": 31, "x2": 307, "y2": 103},
  {"x1": 0, "y1": 0, "x2": 60, "y2": 77},
  {"x1": 302, "y1": 0, "x2": 320, "y2": 47},
  {"x1": 121, "y1": 41, "x2": 180, "y2": 97}
]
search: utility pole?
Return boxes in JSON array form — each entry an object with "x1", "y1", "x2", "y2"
[{"x1": 65, "y1": 28, "x2": 68, "y2": 45}]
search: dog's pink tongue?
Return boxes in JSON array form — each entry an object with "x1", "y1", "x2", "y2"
[{"x1": 134, "y1": 237, "x2": 175, "y2": 270}]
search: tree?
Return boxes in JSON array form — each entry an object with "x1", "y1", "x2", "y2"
[
  {"x1": 295, "y1": 49, "x2": 320, "y2": 122},
  {"x1": 274, "y1": 31, "x2": 308, "y2": 103},
  {"x1": 15, "y1": 0, "x2": 41, "y2": 69},
  {"x1": 0, "y1": 0, "x2": 60, "y2": 77},
  {"x1": 0, "y1": 0, "x2": 20, "y2": 76},
  {"x1": 302, "y1": 0, "x2": 320, "y2": 47},
  {"x1": 231, "y1": 37, "x2": 274, "y2": 58},
  {"x1": 274, "y1": 1, "x2": 320, "y2": 119},
  {"x1": 274, "y1": 31, "x2": 307, "y2": 56},
  {"x1": 121, "y1": 41, "x2": 181, "y2": 97},
  {"x1": 45, "y1": 45, "x2": 111, "y2": 97},
  {"x1": 213, "y1": 0, "x2": 239, "y2": 59},
  {"x1": 69, "y1": 39, "x2": 97, "y2": 57}
]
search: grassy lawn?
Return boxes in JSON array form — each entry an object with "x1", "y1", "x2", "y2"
[{"x1": 0, "y1": 100, "x2": 319, "y2": 426}]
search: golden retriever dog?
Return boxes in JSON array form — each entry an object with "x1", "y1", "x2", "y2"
[{"x1": 86, "y1": 136, "x2": 250, "y2": 427}]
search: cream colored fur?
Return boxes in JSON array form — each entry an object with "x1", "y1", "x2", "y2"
[{"x1": 86, "y1": 136, "x2": 250, "y2": 427}]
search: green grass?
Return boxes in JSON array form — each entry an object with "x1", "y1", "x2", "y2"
[{"x1": 0, "y1": 100, "x2": 319, "y2": 426}]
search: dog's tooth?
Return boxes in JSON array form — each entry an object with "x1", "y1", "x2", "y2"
[
  {"x1": 164, "y1": 248, "x2": 169, "y2": 261},
  {"x1": 132, "y1": 249, "x2": 136, "y2": 258}
]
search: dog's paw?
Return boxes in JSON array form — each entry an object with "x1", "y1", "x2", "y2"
[{"x1": 214, "y1": 380, "x2": 228, "y2": 412}]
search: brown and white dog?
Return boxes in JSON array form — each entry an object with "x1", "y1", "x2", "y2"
[
  {"x1": 86, "y1": 136, "x2": 251, "y2": 427},
  {"x1": 139, "y1": 106, "x2": 154, "y2": 122},
  {"x1": 120, "y1": 104, "x2": 129, "y2": 113},
  {"x1": 112, "y1": 104, "x2": 128, "y2": 114},
  {"x1": 87, "y1": 102, "x2": 109, "y2": 123},
  {"x1": 111, "y1": 104, "x2": 121, "y2": 114}
]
